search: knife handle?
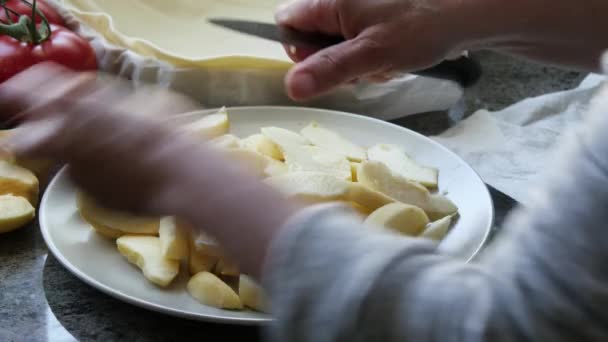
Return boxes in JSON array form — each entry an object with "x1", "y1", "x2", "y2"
[{"x1": 281, "y1": 26, "x2": 482, "y2": 88}]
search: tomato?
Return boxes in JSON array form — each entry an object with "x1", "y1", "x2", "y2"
[
  {"x1": 0, "y1": 0, "x2": 64, "y2": 26},
  {"x1": 0, "y1": 24, "x2": 96, "y2": 82}
]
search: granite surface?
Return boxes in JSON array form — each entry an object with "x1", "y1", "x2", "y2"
[{"x1": 0, "y1": 52, "x2": 587, "y2": 342}]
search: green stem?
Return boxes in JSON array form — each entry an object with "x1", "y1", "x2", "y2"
[
  {"x1": 0, "y1": 15, "x2": 33, "y2": 42},
  {"x1": 29, "y1": 0, "x2": 38, "y2": 41}
]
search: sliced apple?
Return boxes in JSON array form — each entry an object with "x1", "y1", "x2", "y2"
[
  {"x1": 420, "y1": 215, "x2": 453, "y2": 241},
  {"x1": 239, "y1": 275, "x2": 268, "y2": 312},
  {"x1": 265, "y1": 172, "x2": 392, "y2": 210},
  {"x1": 159, "y1": 216, "x2": 189, "y2": 261},
  {"x1": 216, "y1": 258, "x2": 240, "y2": 277},
  {"x1": 187, "y1": 271, "x2": 243, "y2": 309},
  {"x1": 0, "y1": 194, "x2": 35, "y2": 234},
  {"x1": 350, "y1": 162, "x2": 360, "y2": 182},
  {"x1": 87, "y1": 221, "x2": 124, "y2": 239},
  {"x1": 301, "y1": 122, "x2": 366, "y2": 162},
  {"x1": 364, "y1": 203, "x2": 429, "y2": 236},
  {"x1": 116, "y1": 236, "x2": 180, "y2": 287},
  {"x1": 0, "y1": 160, "x2": 39, "y2": 205},
  {"x1": 223, "y1": 148, "x2": 288, "y2": 178},
  {"x1": 210, "y1": 134, "x2": 241, "y2": 149},
  {"x1": 368, "y1": 144, "x2": 438, "y2": 188},
  {"x1": 283, "y1": 145, "x2": 351, "y2": 180},
  {"x1": 184, "y1": 107, "x2": 229, "y2": 139},
  {"x1": 189, "y1": 246, "x2": 219, "y2": 275},
  {"x1": 261, "y1": 126, "x2": 310, "y2": 147},
  {"x1": 358, "y1": 161, "x2": 429, "y2": 207},
  {"x1": 426, "y1": 194, "x2": 459, "y2": 221},
  {"x1": 76, "y1": 192, "x2": 160, "y2": 235},
  {"x1": 241, "y1": 133, "x2": 283, "y2": 160}
]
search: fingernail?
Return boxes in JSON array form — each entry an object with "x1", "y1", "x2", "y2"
[{"x1": 289, "y1": 72, "x2": 316, "y2": 100}]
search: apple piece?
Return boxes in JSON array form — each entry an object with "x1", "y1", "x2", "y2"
[
  {"x1": 265, "y1": 172, "x2": 392, "y2": 210},
  {"x1": 223, "y1": 148, "x2": 288, "y2": 178},
  {"x1": 357, "y1": 160, "x2": 431, "y2": 207},
  {"x1": 368, "y1": 144, "x2": 438, "y2": 188},
  {"x1": 87, "y1": 221, "x2": 124, "y2": 239},
  {"x1": 241, "y1": 133, "x2": 283, "y2": 160},
  {"x1": 0, "y1": 194, "x2": 35, "y2": 234},
  {"x1": 159, "y1": 217, "x2": 189, "y2": 261},
  {"x1": 350, "y1": 162, "x2": 360, "y2": 182},
  {"x1": 420, "y1": 215, "x2": 453, "y2": 241},
  {"x1": 187, "y1": 271, "x2": 243, "y2": 309},
  {"x1": 426, "y1": 194, "x2": 459, "y2": 221},
  {"x1": 239, "y1": 275, "x2": 268, "y2": 312},
  {"x1": 364, "y1": 203, "x2": 429, "y2": 236},
  {"x1": 301, "y1": 122, "x2": 366, "y2": 162},
  {"x1": 189, "y1": 248, "x2": 218, "y2": 275},
  {"x1": 210, "y1": 134, "x2": 241, "y2": 149},
  {"x1": 216, "y1": 258, "x2": 240, "y2": 277},
  {"x1": 184, "y1": 107, "x2": 229, "y2": 139},
  {"x1": 0, "y1": 160, "x2": 39, "y2": 205},
  {"x1": 261, "y1": 126, "x2": 310, "y2": 147},
  {"x1": 116, "y1": 236, "x2": 180, "y2": 287},
  {"x1": 282, "y1": 144, "x2": 351, "y2": 180},
  {"x1": 76, "y1": 192, "x2": 159, "y2": 235}
]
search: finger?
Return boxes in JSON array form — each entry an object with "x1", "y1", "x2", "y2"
[
  {"x1": 5, "y1": 115, "x2": 68, "y2": 158},
  {"x1": 284, "y1": 36, "x2": 389, "y2": 100},
  {"x1": 0, "y1": 63, "x2": 97, "y2": 124},
  {"x1": 275, "y1": 0, "x2": 341, "y2": 35}
]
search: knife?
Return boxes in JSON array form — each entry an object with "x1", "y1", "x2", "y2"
[{"x1": 208, "y1": 18, "x2": 482, "y2": 88}]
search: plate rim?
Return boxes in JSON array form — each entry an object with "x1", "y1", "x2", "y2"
[{"x1": 39, "y1": 105, "x2": 494, "y2": 324}]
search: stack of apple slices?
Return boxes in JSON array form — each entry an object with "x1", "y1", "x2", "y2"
[
  {"x1": 0, "y1": 131, "x2": 53, "y2": 234},
  {"x1": 75, "y1": 107, "x2": 457, "y2": 313}
]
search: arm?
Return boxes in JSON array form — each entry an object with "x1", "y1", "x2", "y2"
[
  {"x1": 262, "y1": 84, "x2": 608, "y2": 341},
  {"x1": 277, "y1": 0, "x2": 608, "y2": 100}
]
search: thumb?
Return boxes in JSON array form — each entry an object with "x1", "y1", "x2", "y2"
[{"x1": 285, "y1": 36, "x2": 388, "y2": 100}]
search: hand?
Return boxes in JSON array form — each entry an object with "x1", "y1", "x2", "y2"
[
  {"x1": 0, "y1": 63, "x2": 204, "y2": 215},
  {"x1": 276, "y1": 0, "x2": 608, "y2": 101},
  {"x1": 276, "y1": 0, "x2": 472, "y2": 100}
]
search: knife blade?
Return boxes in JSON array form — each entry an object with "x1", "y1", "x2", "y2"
[{"x1": 208, "y1": 18, "x2": 482, "y2": 88}]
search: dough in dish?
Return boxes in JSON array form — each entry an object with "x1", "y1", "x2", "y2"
[{"x1": 62, "y1": 0, "x2": 292, "y2": 67}]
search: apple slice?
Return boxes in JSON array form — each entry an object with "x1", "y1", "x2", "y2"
[
  {"x1": 184, "y1": 107, "x2": 229, "y2": 139},
  {"x1": 216, "y1": 258, "x2": 240, "y2": 277},
  {"x1": 0, "y1": 194, "x2": 35, "y2": 234},
  {"x1": 239, "y1": 275, "x2": 268, "y2": 312},
  {"x1": 350, "y1": 162, "x2": 360, "y2": 182},
  {"x1": 210, "y1": 134, "x2": 241, "y2": 149},
  {"x1": 159, "y1": 217, "x2": 189, "y2": 261},
  {"x1": 241, "y1": 133, "x2": 283, "y2": 160},
  {"x1": 189, "y1": 248, "x2": 218, "y2": 275},
  {"x1": 86, "y1": 220, "x2": 124, "y2": 239},
  {"x1": 223, "y1": 148, "x2": 288, "y2": 178},
  {"x1": 116, "y1": 236, "x2": 180, "y2": 287},
  {"x1": 261, "y1": 126, "x2": 310, "y2": 147},
  {"x1": 265, "y1": 172, "x2": 393, "y2": 211},
  {"x1": 364, "y1": 203, "x2": 429, "y2": 236},
  {"x1": 77, "y1": 192, "x2": 160, "y2": 235},
  {"x1": 426, "y1": 194, "x2": 459, "y2": 221},
  {"x1": 187, "y1": 271, "x2": 243, "y2": 309},
  {"x1": 420, "y1": 215, "x2": 453, "y2": 241},
  {"x1": 284, "y1": 145, "x2": 352, "y2": 180},
  {"x1": 301, "y1": 122, "x2": 366, "y2": 162},
  {"x1": 368, "y1": 144, "x2": 438, "y2": 188},
  {"x1": 357, "y1": 161, "x2": 430, "y2": 208},
  {"x1": 0, "y1": 160, "x2": 39, "y2": 205}
]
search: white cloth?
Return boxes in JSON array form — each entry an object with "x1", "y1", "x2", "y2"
[{"x1": 433, "y1": 74, "x2": 606, "y2": 205}]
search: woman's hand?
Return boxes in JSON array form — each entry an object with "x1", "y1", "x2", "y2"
[{"x1": 277, "y1": 0, "x2": 608, "y2": 101}]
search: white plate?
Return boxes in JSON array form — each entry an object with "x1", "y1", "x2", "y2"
[{"x1": 40, "y1": 106, "x2": 493, "y2": 325}]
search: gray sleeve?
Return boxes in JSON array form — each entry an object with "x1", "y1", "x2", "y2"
[{"x1": 262, "y1": 89, "x2": 608, "y2": 342}]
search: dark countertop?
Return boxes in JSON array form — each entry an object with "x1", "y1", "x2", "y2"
[{"x1": 0, "y1": 52, "x2": 587, "y2": 342}]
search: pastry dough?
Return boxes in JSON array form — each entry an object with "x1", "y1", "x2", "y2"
[{"x1": 61, "y1": 0, "x2": 292, "y2": 68}]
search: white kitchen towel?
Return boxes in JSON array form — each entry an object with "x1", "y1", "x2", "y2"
[{"x1": 433, "y1": 74, "x2": 606, "y2": 205}]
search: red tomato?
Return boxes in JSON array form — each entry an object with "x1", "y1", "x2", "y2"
[
  {"x1": 0, "y1": 24, "x2": 96, "y2": 82},
  {"x1": 0, "y1": 0, "x2": 64, "y2": 26}
]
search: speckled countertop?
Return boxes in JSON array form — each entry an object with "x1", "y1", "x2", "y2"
[{"x1": 0, "y1": 52, "x2": 587, "y2": 342}]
